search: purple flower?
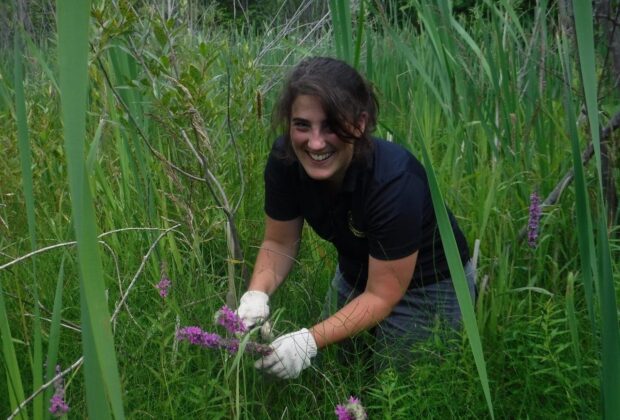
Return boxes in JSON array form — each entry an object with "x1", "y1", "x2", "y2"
[
  {"x1": 348, "y1": 396, "x2": 360, "y2": 405},
  {"x1": 335, "y1": 396, "x2": 366, "y2": 420},
  {"x1": 528, "y1": 191, "x2": 542, "y2": 248},
  {"x1": 177, "y1": 326, "x2": 212, "y2": 346},
  {"x1": 335, "y1": 404, "x2": 353, "y2": 420},
  {"x1": 176, "y1": 326, "x2": 271, "y2": 356},
  {"x1": 202, "y1": 332, "x2": 222, "y2": 348},
  {"x1": 156, "y1": 275, "x2": 171, "y2": 298},
  {"x1": 49, "y1": 365, "x2": 69, "y2": 417},
  {"x1": 222, "y1": 339, "x2": 239, "y2": 354},
  {"x1": 215, "y1": 305, "x2": 247, "y2": 334},
  {"x1": 176, "y1": 327, "x2": 222, "y2": 348}
]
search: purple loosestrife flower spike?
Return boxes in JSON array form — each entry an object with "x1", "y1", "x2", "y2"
[
  {"x1": 335, "y1": 404, "x2": 354, "y2": 420},
  {"x1": 528, "y1": 191, "x2": 542, "y2": 248},
  {"x1": 156, "y1": 275, "x2": 171, "y2": 298},
  {"x1": 177, "y1": 326, "x2": 222, "y2": 348},
  {"x1": 49, "y1": 365, "x2": 69, "y2": 417},
  {"x1": 177, "y1": 324, "x2": 272, "y2": 355},
  {"x1": 222, "y1": 338, "x2": 240, "y2": 354},
  {"x1": 335, "y1": 396, "x2": 367, "y2": 420},
  {"x1": 216, "y1": 305, "x2": 247, "y2": 334},
  {"x1": 177, "y1": 326, "x2": 208, "y2": 345},
  {"x1": 201, "y1": 332, "x2": 222, "y2": 349}
]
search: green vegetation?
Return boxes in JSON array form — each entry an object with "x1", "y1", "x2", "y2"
[{"x1": 1, "y1": 1, "x2": 617, "y2": 418}]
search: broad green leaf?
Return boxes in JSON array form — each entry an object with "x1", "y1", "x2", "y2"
[
  {"x1": 567, "y1": 3, "x2": 620, "y2": 417},
  {"x1": 57, "y1": 1, "x2": 125, "y2": 418}
]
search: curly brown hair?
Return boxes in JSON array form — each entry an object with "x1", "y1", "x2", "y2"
[{"x1": 272, "y1": 57, "x2": 379, "y2": 162}]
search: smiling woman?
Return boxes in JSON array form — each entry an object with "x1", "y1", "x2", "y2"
[
  {"x1": 232, "y1": 56, "x2": 474, "y2": 379},
  {"x1": 289, "y1": 94, "x2": 356, "y2": 188}
]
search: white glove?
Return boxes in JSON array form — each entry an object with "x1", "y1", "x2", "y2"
[
  {"x1": 255, "y1": 328, "x2": 317, "y2": 379},
  {"x1": 236, "y1": 291, "x2": 270, "y2": 328}
]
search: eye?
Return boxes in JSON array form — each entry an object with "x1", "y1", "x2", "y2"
[{"x1": 292, "y1": 120, "x2": 310, "y2": 131}]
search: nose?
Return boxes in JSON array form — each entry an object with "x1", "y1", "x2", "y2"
[{"x1": 307, "y1": 129, "x2": 326, "y2": 150}]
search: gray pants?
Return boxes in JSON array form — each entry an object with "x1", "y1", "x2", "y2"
[{"x1": 321, "y1": 261, "x2": 476, "y2": 369}]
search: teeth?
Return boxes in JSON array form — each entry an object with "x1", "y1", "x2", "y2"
[{"x1": 309, "y1": 152, "x2": 333, "y2": 161}]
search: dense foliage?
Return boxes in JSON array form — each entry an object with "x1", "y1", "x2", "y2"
[{"x1": 0, "y1": 0, "x2": 618, "y2": 418}]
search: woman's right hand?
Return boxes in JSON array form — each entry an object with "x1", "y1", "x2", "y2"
[{"x1": 236, "y1": 290, "x2": 270, "y2": 328}]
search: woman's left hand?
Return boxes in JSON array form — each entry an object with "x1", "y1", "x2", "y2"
[{"x1": 255, "y1": 328, "x2": 317, "y2": 379}]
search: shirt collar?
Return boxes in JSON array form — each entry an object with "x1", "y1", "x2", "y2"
[{"x1": 296, "y1": 154, "x2": 370, "y2": 195}]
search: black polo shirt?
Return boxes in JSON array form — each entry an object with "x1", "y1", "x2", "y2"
[{"x1": 264, "y1": 136, "x2": 470, "y2": 290}]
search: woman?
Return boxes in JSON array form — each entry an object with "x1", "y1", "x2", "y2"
[{"x1": 238, "y1": 57, "x2": 475, "y2": 379}]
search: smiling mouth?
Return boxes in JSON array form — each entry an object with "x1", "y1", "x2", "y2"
[{"x1": 308, "y1": 151, "x2": 334, "y2": 162}]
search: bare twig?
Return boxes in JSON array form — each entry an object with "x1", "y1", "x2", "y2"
[
  {"x1": 111, "y1": 224, "x2": 180, "y2": 324},
  {"x1": 24, "y1": 313, "x2": 81, "y2": 333},
  {"x1": 1, "y1": 242, "x2": 75, "y2": 271},
  {"x1": 0, "y1": 227, "x2": 176, "y2": 272}
]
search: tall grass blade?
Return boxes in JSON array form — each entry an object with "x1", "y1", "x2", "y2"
[
  {"x1": 565, "y1": 270, "x2": 589, "y2": 420},
  {"x1": 413, "y1": 0, "x2": 453, "y2": 113},
  {"x1": 57, "y1": 1, "x2": 125, "y2": 418},
  {"x1": 329, "y1": 0, "x2": 353, "y2": 64},
  {"x1": 24, "y1": 31, "x2": 59, "y2": 93},
  {"x1": 86, "y1": 116, "x2": 106, "y2": 173},
  {"x1": 379, "y1": 18, "x2": 451, "y2": 117},
  {"x1": 14, "y1": 24, "x2": 44, "y2": 420},
  {"x1": 0, "y1": 67, "x2": 14, "y2": 115},
  {"x1": 482, "y1": 0, "x2": 526, "y2": 44},
  {"x1": 565, "y1": 273, "x2": 582, "y2": 374},
  {"x1": 107, "y1": 39, "x2": 156, "y2": 223},
  {"x1": 364, "y1": 13, "x2": 373, "y2": 80},
  {"x1": 558, "y1": 31, "x2": 597, "y2": 329},
  {"x1": 14, "y1": 32, "x2": 35, "y2": 248},
  {"x1": 447, "y1": 15, "x2": 492, "y2": 84},
  {"x1": 352, "y1": 0, "x2": 365, "y2": 69},
  {"x1": 569, "y1": 3, "x2": 620, "y2": 416},
  {"x1": 402, "y1": 121, "x2": 494, "y2": 418},
  {"x1": 0, "y1": 281, "x2": 27, "y2": 418},
  {"x1": 419, "y1": 136, "x2": 493, "y2": 419}
]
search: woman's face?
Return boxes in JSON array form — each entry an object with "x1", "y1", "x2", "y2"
[{"x1": 289, "y1": 95, "x2": 359, "y2": 190}]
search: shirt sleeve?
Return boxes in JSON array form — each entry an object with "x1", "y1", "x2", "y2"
[
  {"x1": 364, "y1": 172, "x2": 427, "y2": 260},
  {"x1": 264, "y1": 143, "x2": 301, "y2": 221}
]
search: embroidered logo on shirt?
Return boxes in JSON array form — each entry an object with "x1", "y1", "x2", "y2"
[{"x1": 348, "y1": 211, "x2": 366, "y2": 238}]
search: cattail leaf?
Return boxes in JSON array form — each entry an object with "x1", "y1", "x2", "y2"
[
  {"x1": 57, "y1": 0, "x2": 125, "y2": 418},
  {"x1": 415, "y1": 127, "x2": 495, "y2": 419},
  {"x1": 0, "y1": 281, "x2": 27, "y2": 418},
  {"x1": 563, "y1": 3, "x2": 620, "y2": 417}
]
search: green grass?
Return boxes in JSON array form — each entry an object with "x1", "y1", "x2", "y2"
[{"x1": 0, "y1": 1, "x2": 617, "y2": 418}]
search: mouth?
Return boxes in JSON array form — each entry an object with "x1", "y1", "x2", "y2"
[{"x1": 308, "y1": 151, "x2": 334, "y2": 162}]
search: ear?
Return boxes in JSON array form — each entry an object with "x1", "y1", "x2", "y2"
[{"x1": 356, "y1": 112, "x2": 368, "y2": 136}]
